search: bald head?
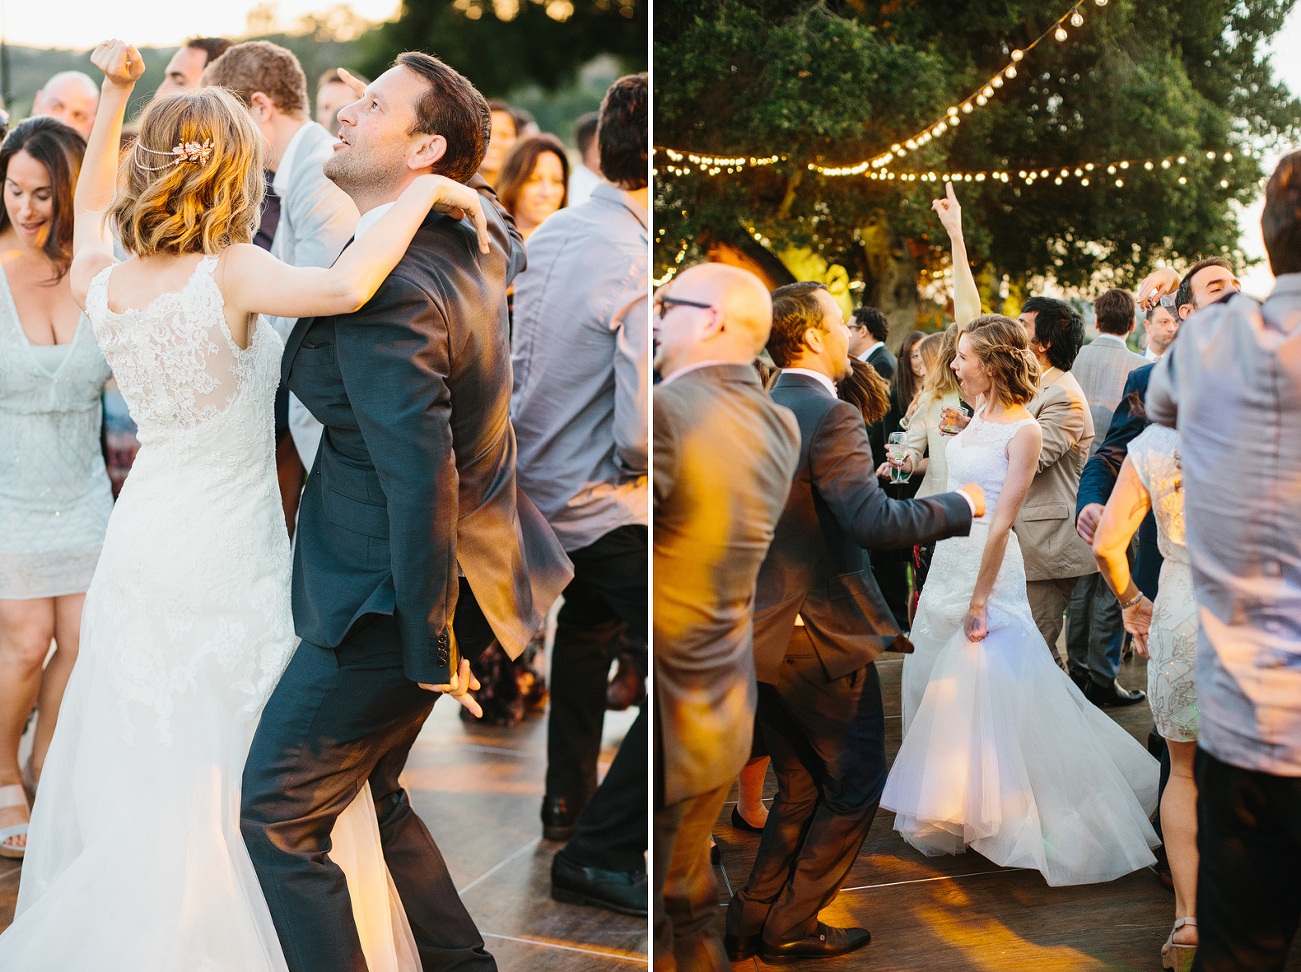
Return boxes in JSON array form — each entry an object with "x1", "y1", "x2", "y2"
[
  {"x1": 32, "y1": 71, "x2": 99, "y2": 139},
  {"x1": 654, "y1": 263, "x2": 772, "y2": 379}
]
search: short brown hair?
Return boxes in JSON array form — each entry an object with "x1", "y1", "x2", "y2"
[
  {"x1": 961, "y1": 315, "x2": 1041, "y2": 407},
  {"x1": 395, "y1": 51, "x2": 490, "y2": 185},
  {"x1": 187, "y1": 37, "x2": 232, "y2": 66},
  {"x1": 111, "y1": 87, "x2": 264, "y2": 257},
  {"x1": 201, "y1": 40, "x2": 308, "y2": 117},
  {"x1": 1263, "y1": 151, "x2": 1301, "y2": 277},
  {"x1": 1092, "y1": 288, "x2": 1136, "y2": 335},
  {"x1": 598, "y1": 73, "x2": 647, "y2": 189},
  {"x1": 767, "y1": 281, "x2": 829, "y2": 367},
  {"x1": 496, "y1": 134, "x2": 569, "y2": 218}
]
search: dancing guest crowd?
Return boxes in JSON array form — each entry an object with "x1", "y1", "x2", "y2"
[
  {"x1": 654, "y1": 155, "x2": 1301, "y2": 972},
  {"x1": 0, "y1": 37, "x2": 650, "y2": 920}
]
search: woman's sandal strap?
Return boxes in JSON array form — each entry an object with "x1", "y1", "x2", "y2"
[
  {"x1": 0, "y1": 784, "x2": 28, "y2": 810},
  {"x1": 1173, "y1": 917, "x2": 1197, "y2": 931}
]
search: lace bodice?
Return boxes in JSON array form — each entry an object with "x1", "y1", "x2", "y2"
[
  {"x1": 1127, "y1": 424, "x2": 1188, "y2": 564},
  {"x1": 944, "y1": 407, "x2": 1039, "y2": 511}
]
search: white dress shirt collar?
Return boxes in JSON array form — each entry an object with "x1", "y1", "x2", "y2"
[
  {"x1": 856, "y1": 340, "x2": 884, "y2": 363},
  {"x1": 355, "y1": 201, "x2": 397, "y2": 240},
  {"x1": 782, "y1": 367, "x2": 837, "y2": 397},
  {"x1": 272, "y1": 121, "x2": 313, "y2": 197},
  {"x1": 1144, "y1": 346, "x2": 1161, "y2": 362}
]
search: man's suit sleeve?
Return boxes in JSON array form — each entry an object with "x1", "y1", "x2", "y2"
[
  {"x1": 333, "y1": 275, "x2": 458, "y2": 684},
  {"x1": 612, "y1": 290, "x2": 649, "y2": 479},
  {"x1": 1076, "y1": 367, "x2": 1146, "y2": 515},
  {"x1": 1145, "y1": 345, "x2": 1179, "y2": 429},
  {"x1": 1034, "y1": 387, "x2": 1088, "y2": 473},
  {"x1": 652, "y1": 391, "x2": 679, "y2": 517},
  {"x1": 811, "y1": 401, "x2": 972, "y2": 548}
]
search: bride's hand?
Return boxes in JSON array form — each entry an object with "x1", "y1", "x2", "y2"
[
  {"x1": 91, "y1": 39, "x2": 145, "y2": 88},
  {"x1": 963, "y1": 603, "x2": 988, "y2": 642},
  {"x1": 1122, "y1": 596, "x2": 1154, "y2": 657},
  {"x1": 413, "y1": 173, "x2": 492, "y2": 255}
]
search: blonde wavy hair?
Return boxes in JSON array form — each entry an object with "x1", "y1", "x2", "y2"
[
  {"x1": 915, "y1": 323, "x2": 963, "y2": 412},
  {"x1": 961, "y1": 315, "x2": 1041, "y2": 407},
  {"x1": 110, "y1": 86, "x2": 265, "y2": 257}
]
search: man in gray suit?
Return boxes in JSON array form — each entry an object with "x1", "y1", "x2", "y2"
[
  {"x1": 652, "y1": 263, "x2": 800, "y2": 972},
  {"x1": 204, "y1": 41, "x2": 361, "y2": 472},
  {"x1": 1067, "y1": 288, "x2": 1146, "y2": 696}
]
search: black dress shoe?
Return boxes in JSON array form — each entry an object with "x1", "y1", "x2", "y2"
[
  {"x1": 550, "y1": 854, "x2": 647, "y2": 917},
  {"x1": 541, "y1": 795, "x2": 582, "y2": 841},
  {"x1": 1068, "y1": 668, "x2": 1091, "y2": 693},
  {"x1": 710, "y1": 840, "x2": 721, "y2": 865},
  {"x1": 759, "y1": 923, "x2": 872, "y2": 964},
  {"x1": 731, "y1": 806, "x2": 765, "y2": 834},
  {"x1": 1085, "y1": 678, "x2": 1146, "y2": 707},
  {"x1": 725, "y1": 932, "x2": 761, "y2": 961}
]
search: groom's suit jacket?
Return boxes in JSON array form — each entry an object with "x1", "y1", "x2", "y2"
[
  {"x1": 283, "y1": 180, "x2": 573, "y2": 684},
  {"x1": 752, "y1": 372, "x2": 974, "y2": 685}
]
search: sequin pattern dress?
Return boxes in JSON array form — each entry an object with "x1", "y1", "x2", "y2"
[{"x1": 0, "y1": 264, "x2": 113, "y2": 599}]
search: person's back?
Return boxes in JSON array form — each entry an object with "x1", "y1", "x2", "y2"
[{"x1": 1073, "y1": 335, "x2": 1145, "y2": 448}]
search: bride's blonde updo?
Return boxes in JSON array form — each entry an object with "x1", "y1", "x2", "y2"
[
  {"x1": 110, "y1": 86, "x2": 265, "y2": 257},
  {"x1": 961, "y1": 314, "x2": 1041, "y2": 406}
]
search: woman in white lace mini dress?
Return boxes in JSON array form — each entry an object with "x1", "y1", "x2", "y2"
[
  {"x1": 0, "y1": 118, "x2": 112, "y2": 858},
  {"x1": 1093, "y1": 420, "x2": 1199, "y2": 969},
  {"x1": 881, "y1": 315, "x2": 1161, "y2": 887}
]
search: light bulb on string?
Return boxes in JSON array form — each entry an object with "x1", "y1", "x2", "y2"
[
  {"x1": 1071, "y1": 10, "x2": 1083, "y2": 27},
  {"x1": 1005, "y1": 66, "x2": 1017, "y2": 78},
  {"x1": 1012, "y1": 49, "x2": 1025, "y2": 60},
  {"x1": 1055, "y1": 26, "x2": 1068, "y2": 40}
]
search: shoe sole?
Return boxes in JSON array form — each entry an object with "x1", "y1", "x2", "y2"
[{"x1": 551, "y1": 885, "x2": 647, "y2": 917}]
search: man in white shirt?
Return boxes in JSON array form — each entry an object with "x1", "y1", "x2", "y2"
[
  {"x1": 1142, "y1": 302, "x2": 1180, "y2": 361},
  {"x1": 204, "y1": 42, "x2": 360, "y2": 486}
]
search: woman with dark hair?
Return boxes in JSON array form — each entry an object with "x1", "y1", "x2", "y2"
[
  {"x1": 0, "y1": 117, "x2": 110, "y2": 858},
  {"x1": 496, "y1": 133, "x2": 569, "y2": 242}
]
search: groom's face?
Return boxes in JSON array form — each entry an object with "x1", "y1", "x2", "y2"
[{"x1": 324, "y1": 66, "x2": 439, "y2": 195}]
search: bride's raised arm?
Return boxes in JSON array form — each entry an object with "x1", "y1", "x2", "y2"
[
  {"x1": 70, "y1": 40, "x2": 145, "y2": 306},
  {"x1": 963, "y1": 422, "x2": 1042, "y2": 641}
]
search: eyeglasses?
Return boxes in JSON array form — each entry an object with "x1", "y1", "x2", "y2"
[
  {"x1": 655, "y1": 295, "x2": 714, "y2": 321},
  {"x1": 847, "y1": 322, "x2": 867, "y2": 332}
]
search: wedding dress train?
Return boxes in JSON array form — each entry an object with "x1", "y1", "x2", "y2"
[
  {"x1": 0, "y1": 256, "x2": 418, "y2": 970},
  {"x1": 881, "y1": 407, "x2": 1160, "y2": 887}
]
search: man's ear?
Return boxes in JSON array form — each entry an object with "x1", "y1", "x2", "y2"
[
  {"x1": 248, "y1": 91, "x2": 275, "y2": 123},
  {"x1": 803, "y1": 326, "x2": 826, "y2": 355},
  {"x1": 699, "y1": 307, "x2": 725, "y2": 340},
  {"x1": 408, "y1": 132, "x2": 448, "y2": 173},
  {"x1": 1178, "y1": 303, "x2": 1194, "y2": 320}
]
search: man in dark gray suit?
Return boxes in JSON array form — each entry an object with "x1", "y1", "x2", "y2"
[
  {"x1": 652, "y1": 263, "x2": 800, "y2": 972},
  {"x1": 725, "y1": 283, "x2": 983, "y2": 965},
  {"x1": 240, "y1": 52, "x2": 571, "y2": 972}
]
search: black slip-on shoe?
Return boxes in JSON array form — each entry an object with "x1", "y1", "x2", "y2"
[
  {"x1": 759, "y1": 923, "x2": 872, "y2": 964},
  {"x1": 550, "y1": 854, "x2": 647, "y2": 917}
]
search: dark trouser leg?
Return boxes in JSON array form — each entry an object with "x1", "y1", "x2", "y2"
[
  {"x1": 1066, "y1": 574, "x2": 1126, "y2": 685},
  {"x1": 870, "y1": 557, "x2": 911, "y2": 631},
  {"x1": 546, "y1": 526, "x2": 649, "y2": 807},
  {"x1": 562, "y1": 703, "x2": 648, "y2": 872},
  {"x1": 241, "y1": 638, "x2": 493, "y2": 972},
  {"x1": 655, "y1": 782, "x2": 732, "y2": 972},
  {"x1": 368, "y1": 725, "x2": 496, "y2": 972},
  {"x1": 1193, "y1": 749, "x2": 1301, "y2": 972}
]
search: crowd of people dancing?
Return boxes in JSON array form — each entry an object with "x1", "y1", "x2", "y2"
[
  {"x1": 653, "y1": 158, "x2": 1301, "y2": 972},
  {"x1": 0, "y1": 30, "x2": 649, "y2": 970}
]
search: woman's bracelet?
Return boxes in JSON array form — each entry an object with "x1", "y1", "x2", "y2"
[{"x1": 1119, "y1": 587, "x2": 1145, "y2": 610}]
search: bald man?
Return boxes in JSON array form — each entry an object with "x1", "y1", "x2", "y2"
[
  {"x1": 653, "y1": 264, "x2": 801, "y2": 972},
  {"x1": 30, "y1": 71, "x2": 98, "y2": 139}
]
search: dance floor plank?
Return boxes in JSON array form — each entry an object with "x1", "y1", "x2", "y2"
[
  {"x1": 0, "y1": 699, "x2": 646, "y2": 968},
  {"x1": 716, "y1": 651, "x2": 1301, "y2": 971}
]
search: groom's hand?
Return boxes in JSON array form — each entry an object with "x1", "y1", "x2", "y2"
[{"x1": 420, "y1": 658, "x2": 484, "y2": 719}]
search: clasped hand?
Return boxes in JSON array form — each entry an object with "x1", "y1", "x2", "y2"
[
  {"x1": 92, "y1": 39, "x2": 145, "y2": 87},
  {"x1": 1122, "y1": 596, "x2": 1154, "y2": 657},
  {"x1": 419, "y1": 657, "x2": 484, "y2": 719}
]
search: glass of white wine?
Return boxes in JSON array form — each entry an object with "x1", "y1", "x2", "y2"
[{"x1": 887, "y1": 432, "x2": 910, "y2": 484}]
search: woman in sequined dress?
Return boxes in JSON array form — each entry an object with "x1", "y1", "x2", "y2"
[{"x1": 0, "y1": 118, "x2": 111, "y2": 858}]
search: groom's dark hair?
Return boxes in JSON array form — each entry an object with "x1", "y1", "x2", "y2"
[{"x1": 395, "y1": 51, "x2": 491, "y2": 185}]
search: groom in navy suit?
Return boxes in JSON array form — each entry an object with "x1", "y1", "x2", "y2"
[
  {"x1": 725, "y1": 283, "x2": 982, "y2": 964},
  {"x1": 240, "y1": 53, "x2": 571, "y2": 972}
]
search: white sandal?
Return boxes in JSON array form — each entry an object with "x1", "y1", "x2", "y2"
[
  {"x1": 0, "y1": 783, "x2": 29, "y2": 859},
  {"x1": 1162, "y1": 916, "x2": 1197, "y2": 972}
]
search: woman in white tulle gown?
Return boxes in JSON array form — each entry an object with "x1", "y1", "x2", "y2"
[
  {"x1": 881, "y1": 314, "x2": 1161, "y2": 887},
  {"x1": 0, "y1": 41, "x2": 490, "y2": 970}
]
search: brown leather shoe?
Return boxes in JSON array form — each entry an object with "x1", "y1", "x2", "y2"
[
  {"x1": 606, "y1": 653, "x2": 646, "y2": 711},
  {"x1": 759, "y1": 923, "x2": 872, "y2": 964}
]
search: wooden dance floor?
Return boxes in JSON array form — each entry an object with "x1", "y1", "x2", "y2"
[
  {"x1": 0, "y1": 702, "x2": 647, "y2": 970},
  {"x1": 716, "y1": 650, "x2": 1301, "y2": 972}
]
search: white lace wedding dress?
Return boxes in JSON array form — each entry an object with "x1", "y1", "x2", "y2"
[
  {"x1": 880, "y1": 407, "x2": 1161, "y2": 886},
  {"x1": 0, "y1": 256, "x2": 418, "y2": 970}
]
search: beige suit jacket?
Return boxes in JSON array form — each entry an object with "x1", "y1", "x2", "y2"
[{"x1": 1014, "y1": 371, "x2": 1098, "y2": 580}]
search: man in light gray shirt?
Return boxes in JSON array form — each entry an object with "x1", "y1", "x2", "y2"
[
  {"x1": 511, "y1": 74, "x2": 649, "y2": 913},
  {"x1": 1146, "y1": 150, "x2": 1301, "y2": 971}
]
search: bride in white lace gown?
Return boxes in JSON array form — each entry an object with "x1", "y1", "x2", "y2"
[
  {"x1": 0, "y1": 42, "x2": 491, "y2": 969},
  {"x1": 881, "y1": 316, "x2": 1160, "y2": 887}
]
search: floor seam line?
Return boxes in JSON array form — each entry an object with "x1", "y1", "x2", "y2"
[
  {"x1": 458, "y1": 836, "x2": 543, "y2": 894},
  {"x1": 480, "y1": 931, "x2": 648, "y2": 963}
]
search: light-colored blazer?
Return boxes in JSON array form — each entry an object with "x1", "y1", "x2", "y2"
[
  {"x1": 905, "y1": 389, "x2": 961, "y2": 498},
  {"x1": 268, "y1": 121, "x2": 360, "y2": 470},
  {"x1": 1072, "y1": 335, "x2": 1146, "y2": 454},
  {"x1": 1014, "y1": 370, "x2": 1097, "y2": 580}
]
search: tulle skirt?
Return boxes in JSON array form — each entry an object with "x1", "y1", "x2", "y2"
[{"x1": 882, "y1": 616, "x2": 1161, "y2": 886}]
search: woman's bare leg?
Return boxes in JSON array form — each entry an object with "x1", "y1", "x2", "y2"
[
  {"x1": 0, "y1": 598, "x2": 56, "y2": 849},
  {"x1": 1163, "y1": 739, "x2": 1200, "y2": 948},
  {"x1": 29, "y1": 592, "x2": 86, "y2": 782}
]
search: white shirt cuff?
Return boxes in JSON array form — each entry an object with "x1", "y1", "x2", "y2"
[{"x1": 956, "y1": 488, "x2": 978, "y2": 517}]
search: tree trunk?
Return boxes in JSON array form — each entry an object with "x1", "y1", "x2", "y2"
[{"x1": 857, "y1": 215, "x2": 921, "y2": 352}]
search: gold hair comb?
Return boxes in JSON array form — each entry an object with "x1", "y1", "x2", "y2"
[{"x1": 134, "y1": 138, "x2": 215, "y2": 172}]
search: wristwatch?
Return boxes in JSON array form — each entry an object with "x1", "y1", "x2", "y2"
[{"x1": 1120, "y1": 587, "x2": 1145, "y2": 610}]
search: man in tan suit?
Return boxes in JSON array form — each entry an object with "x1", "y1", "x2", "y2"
[
  {"x1": 1015, "y1": 299, "x2": 1126, "y2": 687},
  {"x1": 652, "y1": 263, "x2": 801, "y2": 972}
]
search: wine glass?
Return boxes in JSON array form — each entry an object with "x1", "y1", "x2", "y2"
[{"x1": 887, "y1": 432, "x2": 910, "y2": 484}]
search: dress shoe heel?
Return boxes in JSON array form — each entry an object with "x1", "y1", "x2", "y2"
[
  {"x1": 730, "y1": 806, "x2": 765, "y2": 833},
  {"x1": 541, "y1": 795, "x2": 581, "y2": 841},
  {"x1": 724, "y1": 932, "x2": 760, "y2": 961}
]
